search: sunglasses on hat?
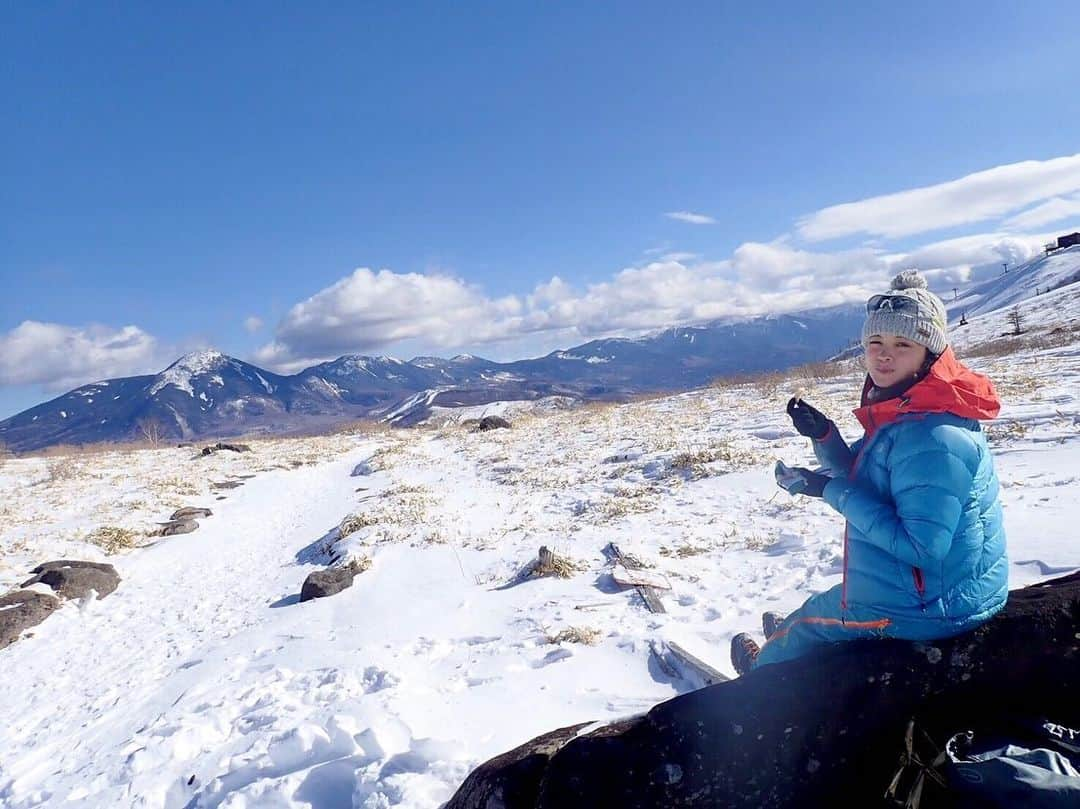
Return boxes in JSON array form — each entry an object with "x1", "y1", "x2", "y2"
[{"x1": 866, "y1": 294, "x2": 921, "y2": 314}]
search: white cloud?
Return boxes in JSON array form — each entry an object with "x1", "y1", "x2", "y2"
[
  {"x1": 798, "y1": 153, "x2": 1080, "y2": 241},
  {"x1": 256, "y1": 254, "x2": 893, "y2": 370},
  {"x1": 1001, "y1": 194, "x2": 1080, "y2": 231},
  {"x1": 665, "y1": 211, "x2": 716, "y2": 225},
  {"x1": 254, "y1": 268, "x2": 525, "y2": 371},
  {"x1": 886, "y1": 231, "x2": 1044, "y2": 270},
  {"x1": 0, "y1": 321, "x2": 161, "y2": 392},
  {"x1": 244, "y1": 316, "x2": 264, "y2": 333}
]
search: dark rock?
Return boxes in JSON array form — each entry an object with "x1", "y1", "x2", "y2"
[
  {"x1": 30, "y1": 559, "x2": 116, "y2": 575},
  {"x1": 211, "y1": 480, "x2": 244, "y2": 490},
  {"x1": 169, "y1": 507, "x2": 213, "y2": 521},
  {"x1": 300, "y1": 567, "x2": 357, "y2": 602},
  {"x1": 177, "y1": 442, "x2": 195, "y2": 448},
  {"x1": 476, "y1": 415, "x2": 512, "y2": 432},
  {"x1": 157, "y1": 520, "x2": 198, "y2": 537},
  {"x1": 447, "y1": 722, "x2": 597, "y2": 809},
  {"x1": 21, "y1": 560, "x2": 120, "y2": 600},
  {"x1": 445, "y1": 572, "x2": 1080, "y2": 809},
  {"x1": 0, "y1": 590, "x2": 60, "y2": 649},
  {"x1": 200, "y1": 441, "x2": 252, "y2": 456}
]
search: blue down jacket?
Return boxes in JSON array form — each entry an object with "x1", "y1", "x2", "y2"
[{"x1": 815, "y1": 347, "x2": 1008, "y2": 630}]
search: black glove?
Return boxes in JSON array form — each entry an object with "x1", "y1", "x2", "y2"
[
  {"x1": 787, "y1": 397, "x2": 832, "y2": 441},
  {"x1": 775, "y1": 461, "x2": 830, "y2": 498}
]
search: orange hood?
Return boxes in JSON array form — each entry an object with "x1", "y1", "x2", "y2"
[{"x1": 854, "y1": 346, "x2": 1001, "y2": 436}]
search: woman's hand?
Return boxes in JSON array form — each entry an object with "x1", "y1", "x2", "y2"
[
  {"x1": 786, "y1": 397, "x2": 833, "y2": 440},
  {"x1": 775, "y1": 461, "x2": 829, "y2": 498}
]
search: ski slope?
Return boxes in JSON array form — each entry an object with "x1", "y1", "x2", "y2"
[
  {"x1": 947, "y1": 243, "x2": 1080, "y2": 320},
  {"x1": 1, "y1": 291, "x2": 1079, "y2": 808}
]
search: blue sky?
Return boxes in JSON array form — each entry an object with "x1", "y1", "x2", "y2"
[{"x1": 3, "y1": 2, "x2": 1080, "y2": 418}]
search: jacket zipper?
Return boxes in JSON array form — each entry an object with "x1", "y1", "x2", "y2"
[
  {"x1": 841, "y1": 443, "x2": 870, "y2": 612},
  {"x1": 912, "y1": 566, "x2": 926, "y2": 610},
  {"x1": 841, "y1": 525, "x2": 850, "y2": 610}
]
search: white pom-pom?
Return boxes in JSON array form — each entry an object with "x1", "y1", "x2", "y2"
[{"x1": 891, "y1": 269, "x2": 928, "y2": 290}]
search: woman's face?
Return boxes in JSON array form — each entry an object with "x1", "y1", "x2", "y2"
[{"x1": 865, "y1": 334, "x2": 929, "y2": 388}]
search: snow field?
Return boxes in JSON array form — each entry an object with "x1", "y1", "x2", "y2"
[{"x1": 0, "y1": 300, "x2": 1078, "y2": 807}]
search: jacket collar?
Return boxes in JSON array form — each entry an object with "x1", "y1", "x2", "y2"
[{"x1": 853, "y1": 346, "x2": 1001, "y2": 437}]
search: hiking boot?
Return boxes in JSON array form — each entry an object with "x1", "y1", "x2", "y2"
[
  {"x1": 730, "y1": 632, "x2": 760, "y2": 676},
  {"x1": 762, "y1": 611, "x2": 786, "y2": 640}
]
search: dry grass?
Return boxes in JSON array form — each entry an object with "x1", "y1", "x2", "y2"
[
  {"x1": 343, "y1": 555, "x2": 373, "y2": 575},
  {"x1": 148, "y1": 476, "x2": 202, "y2": 497},
  {"x1": 547, "y1": 626, "x2": 602, "y2": 645},
  {"x1": 84, "y1": 526, "x2": 141, "y2": 554},
  {"x1": 339, "y1": 512, "x2": 380, "y2": 538},
  {"x1": 659, "y1": 542, "x2": 712, "y2": 558},
  {"x1": 533, "y1": 547, "x2": 585, "y2": 578},
  {"x1": 667, "y1": 439, "x2": 761, "y2": 478},
  {"x1": 20, "y1": 439, "x2": 171, "y2": 459},
  {"x1": 327, "y1": 418, "x2": 396, "y2": 437},
  {"x1": 591, "y1": 487, "x2": 660, "y2": 522},
  {"x1": 985, "y1": 420, "x2": 1029, "y2": 445},
  {"x1": 712, "y1": 358, "x2": 861, "y2": 399},
  {"x1": 41, "y1": 458, "x2": 81, "y2": 485},
  {"x1": 959, "y1": 326, "x2": 1079, "y2": 360}
]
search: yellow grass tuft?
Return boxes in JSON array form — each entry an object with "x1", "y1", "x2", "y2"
[
  {"x1": 85, "y1": 526, "x2": 141, "y2": 554},
  {"x1": 548, "y1": 626, "x2": 602, "y2": 645}
]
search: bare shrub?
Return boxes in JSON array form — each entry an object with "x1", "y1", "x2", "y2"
[
  {"x1": 42, "y1": 458, "x2": 80, "y2": 485},
  {"x1": 793, "y1": 358, "x2": 858, "y2": 381},
  {"x1": 136, "y1": 417, "x2": 166, "y2": 446},
  {"x1": 712, "y1": 368, "x2": 788, "y2": 398}
]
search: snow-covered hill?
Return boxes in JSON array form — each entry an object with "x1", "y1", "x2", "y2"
[
  {"x1": 947, "y1": 243, "x2": 1080, "y2": 320},
  {"x1": 1, "y1": 295, "x2": 1077, "y2": 807}
]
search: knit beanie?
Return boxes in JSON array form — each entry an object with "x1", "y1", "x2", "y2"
[{"x1": 862, "y1": 269, "x2": 949, "y2": 355}]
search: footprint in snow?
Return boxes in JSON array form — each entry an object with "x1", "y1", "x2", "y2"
[
  {"x1": 531, "y1": 648, "x2": 573, "y2": 668},
  {"x1": 763, "y1": 532, "x2": 805, "y2": 556}
]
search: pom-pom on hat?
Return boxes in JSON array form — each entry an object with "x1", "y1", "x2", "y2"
[{"x1": 862, "y1": 269, "x2": 949, "y2": 355}]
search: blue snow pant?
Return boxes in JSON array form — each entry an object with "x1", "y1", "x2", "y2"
[{"x1": 751, "y1": 584, "x2": 968, "y2": 670}]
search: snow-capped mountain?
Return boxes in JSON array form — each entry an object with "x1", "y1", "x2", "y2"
[{"x1": 0, "y1": 351, "x2": 298, "y2": 451}]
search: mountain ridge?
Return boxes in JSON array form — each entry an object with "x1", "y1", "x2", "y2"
[{"x1": 7, "y1": 249, "x2": 1077, "y2": 454}]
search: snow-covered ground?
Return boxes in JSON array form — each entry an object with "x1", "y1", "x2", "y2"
[{"x1": 1, "y1": 296, "x2": 1078, "y2": 808}]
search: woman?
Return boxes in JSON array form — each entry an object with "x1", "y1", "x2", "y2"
[{"x1": 731, "y1": 270, "x2": 1008, "y2": 675}]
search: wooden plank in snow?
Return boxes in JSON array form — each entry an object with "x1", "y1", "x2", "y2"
[
  {"x1": 603, "y1": 542, "x2": 666, "y2": 614},
  {"x1": 666, "y1": 640, "x2": 731, "y2": 686}
]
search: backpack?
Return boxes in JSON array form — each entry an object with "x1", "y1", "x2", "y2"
[{"x1": 885, "y1": 718, "x2": 1080, "y2": 808}]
